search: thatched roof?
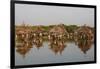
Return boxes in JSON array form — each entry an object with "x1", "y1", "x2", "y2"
[
  {"x1": 49, "y1": 24, "x2": 68, "y2": 34},
  {"x1": 75, "y1": 25, "x2": 93, "y2": 35},
  {"x1": 32, "y1": 26, "x2": 45, "y2": 33},
  {"x1": 16, "y1": 27, "x2": 33, "y2": 35}
]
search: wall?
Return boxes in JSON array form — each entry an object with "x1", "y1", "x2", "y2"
[{"x1": 0, "y1": 0, "x2": 99, "y2": 69}]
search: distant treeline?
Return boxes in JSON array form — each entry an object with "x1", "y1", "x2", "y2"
[{"x1": 16, "y1": 24, "x2": 94, "y2": 33}]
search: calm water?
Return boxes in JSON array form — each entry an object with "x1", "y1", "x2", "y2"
[{"x1": 15, "y1": 40, "x2": 94, "y2": 66}]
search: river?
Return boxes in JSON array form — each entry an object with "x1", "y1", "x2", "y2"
[{"x1": 15, "y1": 40, "x2": 94, "y2": 66}]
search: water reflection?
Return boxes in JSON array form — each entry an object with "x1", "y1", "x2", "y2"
[
  {"x1": 32, "y1": 37, "x2": 43, "y2": 49},
  {"x1": 15, "y1": 36, "x2": 93, "y2": 58},
  {"x1": 75, "y1": 39, "x2": 93, "y2": 54},
  {"x1": 16, "y1": 37, "x2": 44, "y2": 57},
  {"x1": 16, "y1": 40, "x2": 33, "y2": 58},
  {"x1": 49, "y1": 39, "x2": 66, "y2": 55}
]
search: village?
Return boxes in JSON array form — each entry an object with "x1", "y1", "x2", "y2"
[
  {"x1": 15, "y1": 23, "x2": 94, "y2": 57},
  {"x1": 15, "y1": 23, "x2": 94, "y2": 41}
]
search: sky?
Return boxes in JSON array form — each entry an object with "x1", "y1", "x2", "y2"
[{"x1": 15, "y1": 4, "x2": 94, "y2": 27}]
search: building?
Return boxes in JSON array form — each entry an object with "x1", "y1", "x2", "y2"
[
  {"x1": 48, "y1": 24, "x2": 68, "y2": 40},
  {"x1": 74, "y1": 25, "x2": 94, "y2": 41}
]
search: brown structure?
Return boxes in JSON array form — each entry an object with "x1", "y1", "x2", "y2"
[
  {"x1": 15, "y1": 24, "x2": 33, "y2": 41},
  {"x1": 76, "y1": 40, "x2": 93, "y2": 54},
  {"x1": 74, "y1": 25, "x2": 94, "y2": 41},
  {"x1": 48, "y1": 24, "x2": 68, "y2": 40}
]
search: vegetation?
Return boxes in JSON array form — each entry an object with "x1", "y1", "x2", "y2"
[{"x1": 16, "y1": 24, "x2": 93, "y2": 33}]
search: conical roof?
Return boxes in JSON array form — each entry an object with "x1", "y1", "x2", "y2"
[
  {"x1": 76, "y1": 25, "x2": 92, "y2": 35},
  {"x1": 49, "y1": 24, "x2": 68, "y2": 34}
]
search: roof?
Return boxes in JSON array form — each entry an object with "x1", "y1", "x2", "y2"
[
  {"x1": 49, "y1": 24, "x2": 68, "y2": 34},
  {"x1": 75, "y1": 25, "x2": 93, "y2": 35}
]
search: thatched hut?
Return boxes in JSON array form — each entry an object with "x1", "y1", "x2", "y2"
[
  {"x1": 48, "y1": 24, "x2": 68, "y2": 40},
  {"x1": 74, "y1": 25, "x2": 94, "y2": 41},
  {"x1": 15, "y1": 25, "x2": 33, "y2": 41}
]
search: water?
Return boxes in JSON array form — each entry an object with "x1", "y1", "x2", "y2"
[{"x1": 15, "y1": 40, "x2": 94, "y2": 66}]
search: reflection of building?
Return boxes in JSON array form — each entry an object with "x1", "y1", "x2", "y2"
[
  {"x1": 76, "y1": 40, "x2": 93, "y2": 54},
  {"x1": 49, "y1": 40, "x2": 66, "y2": 55},
  {"x1": 33, "y1": 37, "x2": 43, "y2": 49},
  {"x1": 16, "y1": 41, "x2": 33, "y2": 58}
]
